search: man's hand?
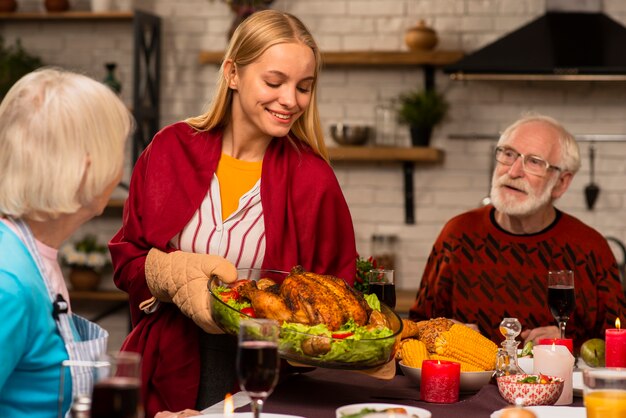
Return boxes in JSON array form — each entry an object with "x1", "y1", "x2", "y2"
[{"x1": 521, "y1": 325, "x2": 559, "y2": 345}]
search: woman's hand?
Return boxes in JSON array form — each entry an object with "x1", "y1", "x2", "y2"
[{"x1": 154, "y1": 409, "x2": 201, "y2": 418}]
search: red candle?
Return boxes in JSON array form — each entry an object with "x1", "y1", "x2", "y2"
[
  {"x1": 606, "y1": 318, "x2": 626, "y2": 367},
  {"x1": 538, "y1": 338, "x2": 574, "y2": 355},
  {"x1": 420, "y1": 359, "x2": 460, "y2": 403}
]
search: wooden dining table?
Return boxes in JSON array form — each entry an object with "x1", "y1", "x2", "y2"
[{"x1": 229, "y1": 368, "x2": 584, "y2": 418}]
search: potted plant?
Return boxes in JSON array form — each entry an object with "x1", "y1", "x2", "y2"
[
  {"x1": 60, "y1": 234, "x2": 111, "y2": 291},
  {"x1": 0, "y1": 36, "x2": 43, "y2": 99},
  {"x1": 397, "y1": 89, "x2": 448, "y2": 147}
]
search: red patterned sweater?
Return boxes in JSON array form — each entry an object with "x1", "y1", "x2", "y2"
[{"x1": 409, "y1": 205, "x2": 626, "y2": 350}]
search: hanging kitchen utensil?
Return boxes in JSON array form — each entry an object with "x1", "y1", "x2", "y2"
[{"x1": 585, "y1": 144, "x2": 600, "y2": 210}]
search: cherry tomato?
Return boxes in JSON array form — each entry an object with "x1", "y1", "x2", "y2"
[
  {"x1": 220, "y1": 289, "x2": 240, "y2": 303},
  {"x1": 331, "y1": 332, "x2": 354, "y2": 339},
  {"x1": 240, "y1": 307, "x2": 256, "y2": 318}
]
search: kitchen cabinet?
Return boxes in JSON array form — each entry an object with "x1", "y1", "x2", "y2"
[{"x1": 0, "y1": 9, "x2": 162, "y2": 165}]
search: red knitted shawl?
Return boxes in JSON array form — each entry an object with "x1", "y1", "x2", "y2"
[{"x1": 109, "y1": 122, "x2": 357, "y2": 416}]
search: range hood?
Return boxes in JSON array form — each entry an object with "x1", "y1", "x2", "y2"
[{"x1": 445, "y1": 12, "x2": 626, "y2": 81}]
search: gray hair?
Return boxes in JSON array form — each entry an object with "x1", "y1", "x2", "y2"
[
  {"x1": 0, "y1": 68, "x2": 134, "y2": 220},
  {"x1": 498, "y1": 113, "x2": 581, "y2": 174}
]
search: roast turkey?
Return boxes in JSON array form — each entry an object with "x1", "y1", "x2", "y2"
[{"x1": 237, "y1": 266, "x2": 371, "y2": 331}]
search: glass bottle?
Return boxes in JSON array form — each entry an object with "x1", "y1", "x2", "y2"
[
  {"x1": 494, "y1": 317, "x2": 525, "y2": 378},
  {"x1": 371, "y1": 234, "x2": 397, "y2": 270},
  {"x1": 102, "y1": 62, "x2": 122, "y2": 94},
  {"x1": 374, "y1": 99, "x2": 397, "y2": 146},
  {"x1": 70, "y1": 395, "x2": 91, "y2": 418}
]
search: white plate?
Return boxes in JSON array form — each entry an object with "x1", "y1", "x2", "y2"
[
  {"x1": 336, "y1": 403, "x2": 432, "y2": 418},
  {"x1": 399, "y1": 361, "x2": 493, "y2": 393},
  {"x1": 490, "y1": 405, "x2": 586, "y2": 418},
  {"x1": 194, "y1": 414, "x2": 304, "y2": 418}
]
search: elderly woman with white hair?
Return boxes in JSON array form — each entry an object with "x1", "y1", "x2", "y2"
[{"x1": 0, "y1": 67, "x2": 133, "y2": 417}]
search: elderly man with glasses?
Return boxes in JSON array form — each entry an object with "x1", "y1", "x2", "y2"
[{"x1": 409, "y1": 114, "x2": 626, "y2": 351}]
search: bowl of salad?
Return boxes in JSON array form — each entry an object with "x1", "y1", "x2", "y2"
[
  {"x1": 208, "y1": 268, "x2": 403, "y2": 369},
  {"x1": 496, "y1": 374, "x2": 564, "y2": 405}
]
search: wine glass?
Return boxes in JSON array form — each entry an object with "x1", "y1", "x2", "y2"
[
  {"x1": 91, "y1": 351, "x2": 142, "y2": 418},
  {"x1": 367, "y1": 269, "x2": 396, "y2": 309},
  {"x1": 236, "y1": 319, "x2": 280, "y2": 418},
  {"x1": 547, "y1": 270, "x2": 576, "y2": 339}
]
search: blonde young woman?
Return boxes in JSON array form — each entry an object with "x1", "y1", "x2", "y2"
[
  {"x1": 0, "y1": 68, "x2": 133, "y2": 417},
  {"x1": 110, "y1": 10, "x2": 357, "y2": 417}
]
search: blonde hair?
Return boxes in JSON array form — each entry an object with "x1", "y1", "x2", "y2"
[
  {"x1": 0, "y1": 67, "x2": 134, "y2": 220},
  {"x1": 498, "y1": 113, "x2": 581, "y2": 174},
  {"x1": 186, "y1": 10, "x2": 328, "y2": 161}
]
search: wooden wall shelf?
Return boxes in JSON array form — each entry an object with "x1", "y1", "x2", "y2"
[
  {"x1": 69, "y1": 289, "x2": 127, "y2": 302},
  {"x1": 328, "y1": 146, "x2": 444, "y2": 163},
  {"x1": 198, "y1": 50, "x2": 463, "y2": 67},
  {"x1": 0, "y1": 11, "x2": 134, "y2": 21},
  {"x1": 329, "y1": 146, "x2": 445, "y2": 225}
]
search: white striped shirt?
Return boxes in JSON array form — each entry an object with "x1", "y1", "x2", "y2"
[{"x1": 169, "y1": 174, "x2": 266, "y2": 268}]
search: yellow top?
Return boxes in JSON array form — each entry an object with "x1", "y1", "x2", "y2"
[{"x1": 216, "y1": 153, "x2": 262, "y2": 221}]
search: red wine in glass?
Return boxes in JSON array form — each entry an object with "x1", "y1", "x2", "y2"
[
  {"x1": 369, "y1": 282, "x2": 396, "y2": 309},
  {"x1": 91, "y1": 376, "x2": 141, "y2": 418},
  {"x1": 237, "y1": 319, "x2": 280, "y2": 418},
  {"x1": 547, "y1": 270, "x2": 575, "y2": 338},
  {"x1": 548, "y1": 286, "x2": 575, "y2": 320},
  {"x1": 237, "y1": 340, "x2": 279, "y2": 398}
]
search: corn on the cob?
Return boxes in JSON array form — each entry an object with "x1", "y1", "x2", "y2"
[
  {"x1": 434, "y1": 324, "x2": 498, "y2": 371},
  {"x1": 400, "y1": 338, "x2": 430, "y2": 368},
  {"x1": 429, "y1": 355, "x2": 485, "y2": 372}
]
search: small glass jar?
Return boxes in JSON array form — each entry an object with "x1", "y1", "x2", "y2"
[{"x1": 374, "y1": 99, "x2": 397, "y2": 146}]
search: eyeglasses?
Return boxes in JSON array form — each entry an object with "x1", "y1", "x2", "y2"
[{"x1": 494, "y1": 146, "x2": 562, "y2": 176}]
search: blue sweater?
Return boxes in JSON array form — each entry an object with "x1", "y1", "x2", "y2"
[{"x1": 0, "y1": 222, "x2": 72, "y2": 418}]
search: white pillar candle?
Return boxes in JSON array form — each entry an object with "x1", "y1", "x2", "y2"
[{"x1": 533, "y1": 344, "x2": 575, "y2": 405}]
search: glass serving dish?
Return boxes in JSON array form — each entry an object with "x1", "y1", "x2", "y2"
[{"x1": 208, "y1": 268, "x2": 403, "y2": 370}]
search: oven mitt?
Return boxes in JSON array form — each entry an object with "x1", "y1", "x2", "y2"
[{"x1": 143, "y1": 248, "x2": 238, "y2": 333}]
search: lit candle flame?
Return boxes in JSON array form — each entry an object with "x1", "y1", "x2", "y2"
[
  {"x1": 223, "y1": 393, "x2": 234, "y2": 417},
  {"x1": 617, "y1": 317, "x2": 622, "y2": 330},
  {"x1": 551, "y1": 342, "x2": 556, "y2": 351}
]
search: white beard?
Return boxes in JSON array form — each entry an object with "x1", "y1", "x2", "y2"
[{"x1": 490, "y1": 172, "x2": 559, "y2": 216}]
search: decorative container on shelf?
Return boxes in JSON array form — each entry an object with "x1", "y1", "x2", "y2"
[
  {"x1": 404, "y1": 20, "x2": 438, "y2": 51},
  {"x1": 91, "y1": 0, "x2": 112, "y2": 12},
  {"x1": 44, "y1": 0, "x2": 70, "y2": 12},
  {"x1": 102, "y1": 62, "x2": 122, "y2": 94},
  {"x1": 60, "y1": 234, "x2": 110, "y2": 291},
  {"x1": 69, "y1": 267, "x2": 102, "y2": 291},
  {"x1": 0, "y1": 0, "x2": 17, "y2": 13}
]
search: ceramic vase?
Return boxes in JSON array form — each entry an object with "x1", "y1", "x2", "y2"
[
  {"x1": 405, "y1": 20, "x2": 438, "y2": 51},
  {"x1": 103, "y1": 62, "x2": 122, "y2": 94},
  {"x1": 44, "y1": 0, "x2": 70, "y2": 12}
]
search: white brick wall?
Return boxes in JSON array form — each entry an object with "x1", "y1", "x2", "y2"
[{"x1": 5, "y1": 0, "x2": 626, "y2": 299}]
